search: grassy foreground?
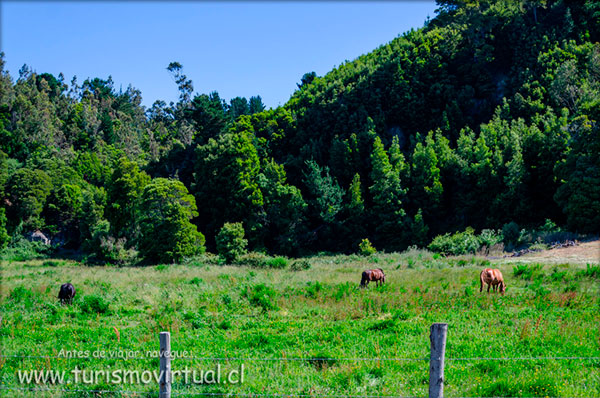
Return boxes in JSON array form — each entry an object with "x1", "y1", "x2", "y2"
[{"x1": 1, "y1": 250, "x2": 599, "y2": 397}]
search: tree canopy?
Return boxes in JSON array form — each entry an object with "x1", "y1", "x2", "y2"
[{"x1": 1, "y1": 0, "x2": 599, "y2": 263}]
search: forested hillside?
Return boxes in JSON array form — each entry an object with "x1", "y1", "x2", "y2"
[{"x1": 1, "y1": 0, "x2": 599, "y2": 263}]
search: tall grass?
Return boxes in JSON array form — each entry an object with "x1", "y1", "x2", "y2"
[{"x1": 1, "y1": 253, "x2": 598, "y2": 397}]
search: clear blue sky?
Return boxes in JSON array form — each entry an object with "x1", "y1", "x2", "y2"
[{"x1": 2, "y1": 1, "x2": 438, "y2": 109}]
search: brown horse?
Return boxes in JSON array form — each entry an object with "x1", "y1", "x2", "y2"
[
  {"x1": 480, "y1": 268, "x2": 506, "y2": 295},
  {"x1": 361, "y1": 268, "x2": 385, "y2": 287}
]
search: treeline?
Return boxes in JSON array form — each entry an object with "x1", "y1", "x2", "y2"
[{"x1": 0, "y1": 0, "x2": 599, "y2": 263}]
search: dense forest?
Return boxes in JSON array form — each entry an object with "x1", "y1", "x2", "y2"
[{"x1": 0, "y1": 0, "x2": 599, "y2": 263}]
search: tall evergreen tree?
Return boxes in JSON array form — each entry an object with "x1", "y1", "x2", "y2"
[{"x1": 369, "y1": 136, "x2": 408, "y2": 250}]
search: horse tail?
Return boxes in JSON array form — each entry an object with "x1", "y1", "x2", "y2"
[{"x1": 480, "y1": 270, "x2": 485, "y2": 292}]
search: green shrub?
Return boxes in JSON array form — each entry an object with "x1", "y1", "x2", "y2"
[
  {"x1": 358, "y1": 238, "x2": 376, "y2": 256},
  {"x1": 84, "y1": 220, "x2": 131, "y2": 265},
  {"x1": 291, "y1": 259, "x2": 311, "y2": 271},
  {"x1": 235, "y1": 252, "x2": 270, "y2": 268},
  {"x1": 502, "y1": 221, "x2": 520, "y2": 245},
  {"x1": 221, "y1": 294, "x2": 232, "y2": 307},
  {"x1": 1, "y1": 237, "x2": 50, "y2": 262},
  {"x1": 461, "y1": 229, "x2": 481, "y2": 253},
  {"x1": 80, "y1": 295, "x2": 109, "y2": 314},
  {"x1": 578, "y1": 263, "x2": 600, "y2": 279},
  {"x1": 530, "y1": 279, "x2": 550, "y2": 297},
  {"x1": 216, "y1": 222, "x2": 248, "y2": 263},
  {"x1": 478, "y1": 229, "x2": 503, "y2": 251},
  {"x1": 242, "y1": 283, "x2": 277, "y2": 312},
  {"x1": 193, "y1": 253, "x2": 222, "y2": 266},
  {"x1": 513, "y1": 264, "x2": 542, "y2": 280},
  {"x1": 550, "y1": 269, "x2": 568, "y2": 282},
  {"x1": 10, "y1": 286, "x2": 34, "y2": 303},
  {"x1": 513, "y1": 264, "x2": 528, "y2": 278},
  {"x1": 540, "y1": 218, "x2": 560, "y2": 232},
  {"x1": 267, "y1": 256, "x2": 288, "y2": 269},
  {"x1": 333, "y1": 282, "x2": 353, "y2": 301},
  {"x1": 234, "y1": 253, "x2": 289, "y2": 269},
  {"x1": 304, "y1": 281, "x2": 322, "y2": 299},
  {"x1": 428, "y1": 227, "x2": 480, "y2": 255}
]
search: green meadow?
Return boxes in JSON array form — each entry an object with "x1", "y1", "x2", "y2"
[{"x1": 1, "y1": 251, "x2": 599, "y2": 397}]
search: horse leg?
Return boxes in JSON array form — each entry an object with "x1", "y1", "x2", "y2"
[{"x1": 487, "y1": 284, "x2": 490, "y2": 293}]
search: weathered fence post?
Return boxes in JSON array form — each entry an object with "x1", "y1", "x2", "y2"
[
  {"x1": 159, "y1": 331, "x2": 171, "y2": 398},
  {"x1": 429, "y1": 323, "x2": 448, "y2": 398}
]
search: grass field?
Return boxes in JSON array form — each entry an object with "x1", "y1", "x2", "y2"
[{"x1": 1, "y1": 247, "x2": 599, "y2": 397}]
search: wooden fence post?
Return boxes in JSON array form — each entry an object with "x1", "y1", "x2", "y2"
[
  {"x1": 429, "y1": 323, "x2": 448, "y2": 398},
  {"x1": 159, "y1": 331, "x2": 171, "y2": 398}
]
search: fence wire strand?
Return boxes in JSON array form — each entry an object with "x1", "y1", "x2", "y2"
[
  {"x1": 0, "y1": 386, "x2": 416, "y2": 397},
  {"x1": 0, "y1": 386, "x2": 150, "y2": 395},
  {"x1": 2, "y1": 354, "x2": 599, "y2": 362},
  {"x1": 0, "y1": 387, "x2": 597, "y2": 398},
  {"x1": 446, "y1": 356, "x2": 600, "y2": 361}
]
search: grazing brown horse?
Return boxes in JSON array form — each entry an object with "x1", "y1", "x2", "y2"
[
  {"x1": 361, "y1": 268, "x2": 385, "y2": 287},
  {"x1": 58, "y1": 283, "x2": 76, "y2": 304},
  {"x1": 480, "y1": 268, "x2": 505, "y2": 295}
]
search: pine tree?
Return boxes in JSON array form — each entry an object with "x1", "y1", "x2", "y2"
[
  {"x1": 410, "y1": 208, "x2": 429, "y2": 248},
  {"x1": 369, "y1": 136, "x2": 408, "y2": 250},
  {"x1": 411, "y1": 133, "x2": 443, "y2": 219}
]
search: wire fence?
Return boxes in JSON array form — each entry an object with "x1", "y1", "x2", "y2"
[
  {"x1": 2, "y1": 353, "x2": 600, "y2": 362},
  {"x1": 0, "y1": 386, "x2": 596, "y2": 398},
  {"x1": 0, "y1": 386, "x2": 417, "y2": 397},
  {"x1": 2, "y1": 332, "x2": 600, "y2": 398}
]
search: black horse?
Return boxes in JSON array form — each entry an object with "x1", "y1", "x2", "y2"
[{"x1": 58, "y1": 283, "x2": 76, "y2": 304}]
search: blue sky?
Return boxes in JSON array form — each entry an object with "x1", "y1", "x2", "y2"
[{"x1": 2, "y1": 1, "x2": 438, "y2": 109}]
